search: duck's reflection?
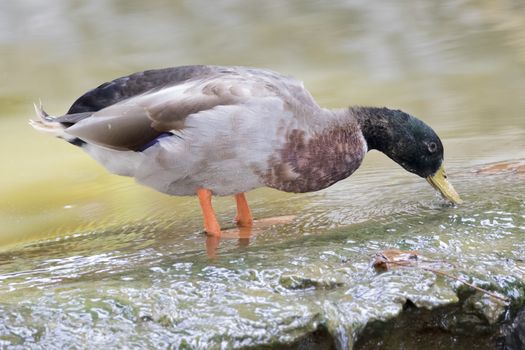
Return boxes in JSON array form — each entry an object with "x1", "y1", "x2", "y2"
[
  {"x1": 206, "y1": 235, "x2": 220, "y2": 258},
  {"x1": 205, "y1": 215, "x2": 296, "y2": 258}
]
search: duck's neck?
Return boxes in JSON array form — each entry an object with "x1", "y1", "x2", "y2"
[{"x1": 348, "y1": 106, "x2": 401, "y2": 154}]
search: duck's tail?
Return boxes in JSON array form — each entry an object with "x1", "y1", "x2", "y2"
[{"x1": 29, "y1": 102, "x2": 76, "y2": 142}]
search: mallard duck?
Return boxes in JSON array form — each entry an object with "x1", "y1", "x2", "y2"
[{"x1": 31, "y1": 65, "x2": 462, "y2": 236}]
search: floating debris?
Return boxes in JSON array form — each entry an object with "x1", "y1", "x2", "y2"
[{"x1": 372, "y1": 249, "x2": 510, "y2": 303}]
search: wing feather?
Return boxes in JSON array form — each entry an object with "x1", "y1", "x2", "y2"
[
  {"x1": 62, "y1": 66, "x2": 319, "y2": 151},
  {"x1": 67, "y1": 65, "x2": 217, "y2": 114},
  {"x1": 66, "y1": 79, "x2": 244, "y2": 150}
]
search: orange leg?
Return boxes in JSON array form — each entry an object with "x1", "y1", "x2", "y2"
[
  {"x1": 234, "y1": 193, "x2": 253, "y2": 227},
  {"x1": 197, "y1": 188, "x2": 221, "y2": 236}
]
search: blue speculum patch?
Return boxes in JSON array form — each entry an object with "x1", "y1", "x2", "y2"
[{"x1": 136, "y1": 132, "x2": 174, "y2": 151}]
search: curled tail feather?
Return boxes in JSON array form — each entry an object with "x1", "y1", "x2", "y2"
[{"x1": 29, "y1": 102, "x2": 75, "y2": 141}]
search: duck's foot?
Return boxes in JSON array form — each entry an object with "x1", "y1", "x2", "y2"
[
  {"x1": 197, "y1": 188, "x2": 222, "y2": 237},
  {"x1": 234, "y1": 193, "x2": 253, "y2": 227}
]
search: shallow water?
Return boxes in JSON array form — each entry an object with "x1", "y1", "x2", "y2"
[{"x1": 1, "y1": 1, "x2": 525, "y2": 348}]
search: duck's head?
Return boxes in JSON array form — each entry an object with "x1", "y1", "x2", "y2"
[{"x1": 354, "y1": 107, "x2": 462, "y2": 204}]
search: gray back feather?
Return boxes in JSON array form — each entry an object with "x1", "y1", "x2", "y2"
[
  {"x1": 67, "y1": 65, "x2": 216, "y2": 114},
  {"x1": 62, "y1": 65, "x2": 319, "y2": 151}
]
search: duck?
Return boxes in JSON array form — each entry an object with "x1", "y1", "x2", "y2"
[{"x1": 30, "y1": 65, "x2": 462, "y2": 236}]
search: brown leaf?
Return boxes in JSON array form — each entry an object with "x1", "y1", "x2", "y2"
[
  {"x1": 372, "y1": 249, "x2": 420, "y2": 272},
  {"x1": 371, "y1": 249, "x2": 510, "y2": 303},
  {"x1": 476, "y1": 160, "x2": 525, "y2": 175}
]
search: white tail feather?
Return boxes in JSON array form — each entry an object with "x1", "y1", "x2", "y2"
[{"x1": 29, "y1": 102, "x2": 74, "y2": 140}]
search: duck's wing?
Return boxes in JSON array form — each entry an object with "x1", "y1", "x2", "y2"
[
  {"x1": 67, "y1": 65, "x2": 218, "y2": 114},
  {"x1": 63, "y1": 66, "x2": 315, "y2": 151}
]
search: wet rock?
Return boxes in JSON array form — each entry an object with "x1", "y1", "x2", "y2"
[
  {"x1": 499, "y1": 306, "x2": 525, "y2": 350},
  {"x1": 138, "y1": 315, "x2": 153, "y2": 322},
  {"x1": 271, "y1": 325, "x2": 337, "y2": 350},
  {"x1": 462, "y1": 292, "x2": 507, "y2": 326},
  {"x1": 354, "y1": 293, "x2": 503, "y2": 350},
  {"x1": 278, "y1": 274, "x2": 344, "y2": 290}
]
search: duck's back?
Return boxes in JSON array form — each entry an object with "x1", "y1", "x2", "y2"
[
  {"x1": 67, "y1": 65, "x2": 316, "y2": 115},
  {"x1": 67, "y1": 65, "x2": 217, "y2": 114}
]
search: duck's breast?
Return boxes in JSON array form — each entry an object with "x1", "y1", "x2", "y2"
[{"x1": 258, "y1": 120, "x2": 367, "y2": 193}]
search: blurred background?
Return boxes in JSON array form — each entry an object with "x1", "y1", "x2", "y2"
[{"x1": 1, "y1": 0, "x2": 525, "y2": 248}]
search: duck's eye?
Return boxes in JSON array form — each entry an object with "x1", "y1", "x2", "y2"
[{"x1": 427, "y1": 142, "x2": 437, "y2": 153}]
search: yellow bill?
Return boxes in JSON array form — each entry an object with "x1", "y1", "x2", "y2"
[{"x1": 426, "y1": 164, "x2": 463, "y2": 204}]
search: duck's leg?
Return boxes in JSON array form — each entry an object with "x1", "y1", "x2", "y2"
[
  {"x1": 234, "y1": 193, "x2": 253, "y2": 227},
  {"x1": 197, "y1": 188, "x2": 222, "y2": 236}
]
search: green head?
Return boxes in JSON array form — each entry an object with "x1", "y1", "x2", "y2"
[{"x1": 354, "y1": 107, "x2": 462, "y2": 204}]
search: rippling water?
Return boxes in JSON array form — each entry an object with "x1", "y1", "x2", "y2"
[
  {"x1": 1, "y1": 0, "x2": 525, "y2": 348},
  {"x1": 1, "y1": 171, "x2": 524, "y2": 348}
]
